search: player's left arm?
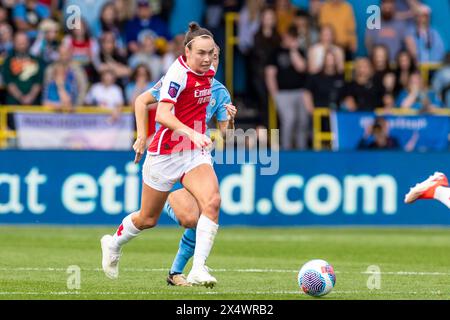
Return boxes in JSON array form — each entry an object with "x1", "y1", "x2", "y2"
[
  {"x1": 218, "y1": 104, "x2": 237, "y2": 132},
  {"x1": 215, "y1": 88, "x2": 237, "y2": 137}
]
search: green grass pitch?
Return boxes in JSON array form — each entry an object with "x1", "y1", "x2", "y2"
[{"x1": 0, "y1": 226, "x2": 449, "y2": 300}]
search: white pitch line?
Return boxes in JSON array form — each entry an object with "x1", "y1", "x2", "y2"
[
  {"x1": 1, "y1": 267, "x2": 450, "y2": 276},
  {"x1": 0, "y1": 290, "x2": 447, "y2": 296}
]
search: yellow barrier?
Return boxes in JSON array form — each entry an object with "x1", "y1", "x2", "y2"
[
  {"x1": 225, "y1": 12, "x2": 239, "y2": 99},
  {"x1": 343, "y1": 61, "x2": 442, "y2": 84},
  {"x1": 268, "y1": 96, "x2": 277, "y2": 134},
  {"x1": 420, "y1": 63, "x2": 442, "y2": 85},
  {"x1": 312, "y1": 108, "x2": 333, "y2": 151}
]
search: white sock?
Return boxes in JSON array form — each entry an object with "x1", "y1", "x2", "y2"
[
  {"x1": 110, "y1": 212, "x2": 141, "y2": 252},
  {"x1": 433, "y1": 186, "x2": 450, "y2": 209},
  {"x1": 193, "y1": 215, "x2": 219, "y2": 269}
]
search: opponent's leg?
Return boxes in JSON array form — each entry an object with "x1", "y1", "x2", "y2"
[
  {"x1": 182, "y1": 164, "x2": 220, "y2": 287},
  {"x1": 101, "y1": 182, "x2": 169, "y2": 279},
  {"x1": 167, "y1": 228, "x2": 196, "y2": 286},
  {"x1": 165, "y1": 189, "x2": 201, "y2": 286},
  {"x1": 166, "y1": 189, "x2": 200, "y2": 228}
]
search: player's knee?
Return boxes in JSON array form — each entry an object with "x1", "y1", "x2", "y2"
[
  {"x1": 179, "y1": 214, "x2": 199, "y2": 229},
  {"x1": 204, "y1": 192, "x2": 221, "y2": 216}
]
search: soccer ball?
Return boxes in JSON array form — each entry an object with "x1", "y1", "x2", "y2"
[{"x1": 298, "y1": 259, "x2": 336, "y2": 297}]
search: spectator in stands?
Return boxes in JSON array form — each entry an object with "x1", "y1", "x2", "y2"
[
  {"x1": 342, "y1": 57, "x2": 385, "y2": 111},
  {"x1": 93, "y1": 31, "x2": 131, "y2": 87},
  {"x1": 0, "y1": 5, "x2": 8, "y2": 25},
  {"x1": 410, "y1": 4, "x2": 446, "y2": 64},
  {"x1": 237, "y1": 0, "x2": 264, "y2": 117},
  {"x1": 370, "y1": 44, "x2": 392, "y2": 84},
  {"x1": 396, "y1": 72, "x2": 442, "y2": 112},
  {"x1": 64, "y1": 0, "x2": 110, "y2": 38},
  {"x1": 161, "y1": 33, "x2": 184, "y2": 73},
  {"x1": 99, "y1": 1, "x2": 127, "y2": 57},
  {"x1": 358, "y1": 117, "x2": 400, "y2": 150},
  {"x1": 365, "y1": 0, "x2": 416, "y2": 63},
  {"x1": 30, "y1": 19, "x2": 60, "y2": 64},
  {"x1": 393, "y1": 50, "x2": 418, "y2": 96},
  {"x1": 113, "y1": 0, "x2": 136, "y2": 28},
  {"x1": 370, "y1": 44, "x2": 396, "y2": 97},
  {"x1": 128, "y1": 30, "x2": 162, "y2": 83},
  {"x1": 308, "y1": 0, "x2": 322, "y2": 31},
  {"x1": 44, "y1": 0, "x2": 60, "y2": 18},
  {"x1": 204, "y1": 0, "x2": 225, "y2": 33},
  {"x1": 275, "y1": 0, "x2": 297, "y2": 35},
  {"x1": 432, "y1": 53, "x2": 450, "y2": 108},
  {"x1": 61, "y1": 19, "x2": 98, "y2": 80},
  {"x1": 308, "y1": 24, "x2": 345, "y2": 75},
  {"x1": 318, "y1": 0, "x2": 357, "y2": 59},
  {"x1": 304, "y1": 49, "x2": 345, "y2": 111},
  {"x1": 42, "y1": 62, "x2": 79, "y2": 112},
  {"x1": 2, "y1": 32, "x2": 44, "y2": 106},
  {"x1": 125, "y1": 0, "x2": 171, "y2": 53},
  {"x1": 251, "y1": 5, "x2": 281, "y2": 128},
  {"x1": 158, "y1": 0, "x2": 174, "y2": 23},
  {"x1": 238, "y1": 0, "x2": 263, "y2": 55},
  {"x1": 293, "y1": 9, "x2": 318, "y2": 55},
  {"x1": 13, "y1": 0, "x2": 50, "y2": 40},
  {"x1": 125, "y1": 64, "x2": 154, "y2": 106},
  {"x1": 44, "y1": 45, "x2": 88, "y2": 107},
  {"x1": 394, "y1": 0, "x2": 421, "y2": 26},
  {"x1": 0, "y1": 23, "x2": 13, "y2": 61},
  {"x1": 265, "y1": 25, "x2": 310, "y2": 150},
  {"x1": 85, "y1": 69, "x2": 124, "y2": 122}
]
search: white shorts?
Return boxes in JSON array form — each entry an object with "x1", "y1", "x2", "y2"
[{"x1": 142, "y1": 148, "x2": 213, "y2": 192}]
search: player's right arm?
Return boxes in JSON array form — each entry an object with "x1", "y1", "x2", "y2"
[
  {"x1": 133, "y1": 77, "x2": 164, "y2": 163},
  {"x1": 132, "y1": 91, "x2": 155, "y2": 163},
  {"x1": 155, "y1": 102, "x2": 211, "y2": 149}
]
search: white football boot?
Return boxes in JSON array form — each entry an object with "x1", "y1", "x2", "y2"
[
  {"x1": 404, "y1": 172, "x2": 448, "y2": 204},
  {"x1": 187, "y1": 265, "x2": 217, "y2": 288},
  {"x1": 100, "y1": 235, "x2": 121, "y2": 279}
]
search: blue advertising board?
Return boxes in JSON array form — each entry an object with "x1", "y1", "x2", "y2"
[
  {"x1": 1, "y1": 150, "x2": 450, "y2": 226},
  {"x1": 331, "y1": 112, "x2": 450, "y2": 151}
]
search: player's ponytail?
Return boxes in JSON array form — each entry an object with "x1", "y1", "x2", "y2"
[{"x1": 184, "y1": 21, "x2": 213, "y2": 49}]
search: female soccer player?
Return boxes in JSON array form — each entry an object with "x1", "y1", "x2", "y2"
[
  {"x1": 137, "y1": 45, "x2": 236, "y2": 286},
  {"x1": 101, "y1": 22, "x2": 220, "y2": 287}
]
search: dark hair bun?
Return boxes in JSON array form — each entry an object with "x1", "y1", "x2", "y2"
[{"x1": 189, "y1": 22, "x2": 200, "y2": 33}]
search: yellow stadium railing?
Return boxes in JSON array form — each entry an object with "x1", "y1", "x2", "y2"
[
  {"x1": 313, "y1": 108, "x2": 333, "y2": 151},
  {"x1": 268, "y1": 96, "x2": 278, "y2": 136},
  {"x1": 344, "y1": 61, "x2": 442, "y2": 84},
  {"x1": 344, "y1": 62, "x2": 354, "y2": 82},
  {"x1": 420, "y1": 63, "x2": 442, "y2": 85},
  {"x1": 225, "y1": 12, "x2": 239, "y2": 99},
  {"x1": 0, "y1": 106, "x2": 134, "y2": 149}
]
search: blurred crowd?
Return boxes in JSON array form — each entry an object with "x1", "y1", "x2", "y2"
[
  {"x1": 240, "y1": 0, "x2": 449, "y2": 149},
  {"x1": 0, "y1": 0, "x2": 449, "y2": 150}
]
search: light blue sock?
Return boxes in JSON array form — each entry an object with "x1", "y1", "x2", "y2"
[
  {"x1": 164, "y1": 201, "x2": 180, "y2": 225},
  {"x1": 170, "y1": 228, "x2": 196, "y2": 275}
]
